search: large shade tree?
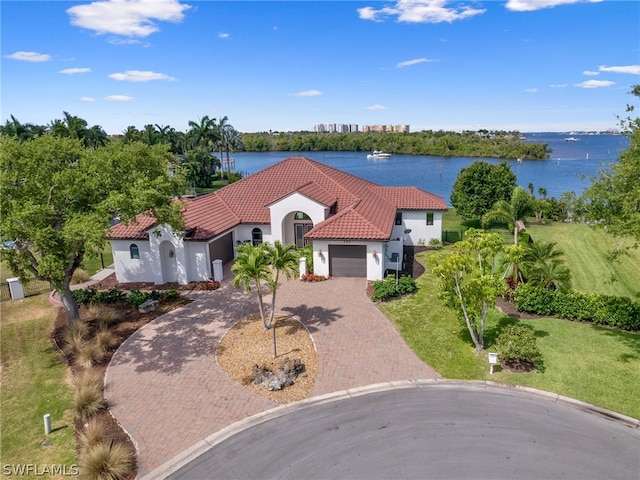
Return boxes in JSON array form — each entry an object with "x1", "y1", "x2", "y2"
[
  {"x1": 450, "y1": 161, "x2": 517, "y2": 221},
  {"x1": 580, "y1": 85, "x2": 640, "y2": 254},
  {"x1": 0, "y1": 135, "x2": 185, "y2": 324}
]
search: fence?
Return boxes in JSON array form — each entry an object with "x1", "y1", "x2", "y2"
[
  {"x1": 441, "y1": 230, "x2": 467, "y2": 244},
  {"x1": 0, "y1": 278, "x2": 52, "y2": 301}
]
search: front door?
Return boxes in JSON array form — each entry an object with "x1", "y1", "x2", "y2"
[{"x1": 294, "y1": 223, "x2": 313, "y2": 248}]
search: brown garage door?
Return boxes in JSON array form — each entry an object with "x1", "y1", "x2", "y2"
[{"x1": 329, "y1": 245, "x2": 367, "y2": 277}]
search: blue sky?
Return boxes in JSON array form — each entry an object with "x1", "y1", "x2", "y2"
[{"x1": 2, "y1": 0, "x2": 639, "y2": 134}]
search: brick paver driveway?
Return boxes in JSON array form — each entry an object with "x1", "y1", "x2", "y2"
[{"x1": 105, "y1": 276, "x2": 440, "y2": 477}]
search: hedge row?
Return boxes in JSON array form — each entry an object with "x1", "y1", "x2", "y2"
[
  {"x1": 514, "y1": 283, "x2": 640, "y2": 331},
  {"x1": 371, "y1": 275, "x2": 417, "y2": 302},
  {"x1": 72, "y1": 287, "x2": 180, "y2": 307}
]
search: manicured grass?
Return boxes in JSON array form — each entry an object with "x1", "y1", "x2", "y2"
[
  {"x1": 0, "y1": 294, "x2": 77, "y2": 477},
  {"x1": 380, "y1": 250, "x2": 640, "y2": 419},
  {"x1": 80, "y1": 248, "x2": 114, "y2": 276},
  {"x1": 526, "y1": 222, "x2": 640, "y2": 299}
]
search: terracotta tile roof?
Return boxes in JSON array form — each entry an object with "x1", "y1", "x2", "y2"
[{"x1": 108, "y1": 156, "x2": 447, "y2": 242}]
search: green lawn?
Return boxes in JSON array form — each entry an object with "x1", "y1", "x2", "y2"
[
  {"x1": 0, "y1": 294, "x2": 76, "y2": 478},
  {"x1": 380, "y1": 248, "x2": 640, "y2": 420}
]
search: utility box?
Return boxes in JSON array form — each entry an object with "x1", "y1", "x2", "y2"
[
  {"x1": 7, "y1": 277, "x2": 24, "y2": 300},
  {"x1": 212, "y1": 259, "x2": 224, "y2": 282}
]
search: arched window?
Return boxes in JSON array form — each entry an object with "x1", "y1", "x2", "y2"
[
  {"x1": 130, "y1": 244, "x2": 140, "y2": 259},
  {"x1": 252, "y1": 228, "x2": 263, "y2": 246},
  {"x1": 294, "y1": 211, "x2": 311, "y2": 220}
]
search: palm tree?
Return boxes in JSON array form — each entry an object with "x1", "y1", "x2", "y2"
[
  {"x1": 50, "y1": 111, "x2": 88, "y2": 140},
  {"x1": 231, "y1": 243, "x2": 274, "y2": 329},
  {"x1": 521, "y1": 241, "x2": 571, "y2": 292},
  {"x1": 187, "y1": 115, "x2": 218, "y2": 152},
  {"x1": 482, "y1": 186, "x2": 532, "y2": 246},
  {"x1": 265, "y1": 242, "x2": 299, "y2": 329}
]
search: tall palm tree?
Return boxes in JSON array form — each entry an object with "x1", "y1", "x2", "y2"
[
  {"x1": 231, "y1": 243, "x2": 274, "y2": 329},
  {"x1": 521, "y1": 241, "x2": 571, "y2": 292},
  {"x1": 482, "y1": 186, "x2": 532, "y2": 246},
  {"x1": 265, "y1": 242, "x2": 299, "y2": 329},
  {"x1": 187, "y1": 115, "x2": 218, "y2": 152}
]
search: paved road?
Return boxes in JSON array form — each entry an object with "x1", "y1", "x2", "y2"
[{"x1": 167, "y1": 383, "x2": 640, "y2": 480}]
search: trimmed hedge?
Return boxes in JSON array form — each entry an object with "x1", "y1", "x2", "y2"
[
  {"x1": 371, "y1": 275, "x2": 417, "y2": 302},
  {"x1": 72, "y1": 287, "x2": 179, "y2": 306},
  {"x1": 514, "y1": 283, "x2": 640, "y2": 331}
]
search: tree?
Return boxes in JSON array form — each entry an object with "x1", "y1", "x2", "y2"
[
  {"x1": 482, "y1": 186, "x2": 532, "y2": 246},
  {"x1": 521, "y1": 241, "x2": 571, "y2": 292},
  {"x1": 431, "y1": 229, "x2": 506, "y2": 352},
  {"x1": 187, "y1": 115, "x2": 218, "y2": 153},
  {"x1": 265, "y1": 242, "x2": 299, "y2": 329},
  {"x1": 580, "y1": 85, "x2": 640, "y2": 254},
  {"x1": 231, "y1": 243, "x2": 274, "y2": 330},
  {"x1": 450, "y1": 161, "x2": 517, "y2": 220},
  {"x1": 0, "y1": 135, "x2": 185, "y2": 324}
]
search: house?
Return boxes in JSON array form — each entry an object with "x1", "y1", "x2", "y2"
[{"x1": 108, "y1": 156, "x2": 447, "y2": 284}]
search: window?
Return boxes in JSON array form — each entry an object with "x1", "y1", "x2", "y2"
[
  {"x1": 130, "y1": 244, "x2": 140, "y2": 259},
  {"x1": 395, "y1": 212, "x2": 402, "y2": 226},
  {"x1": 252, "y1": 228, "x2": 263, "y2": 246},
  {"x1": 426, "y1": 212, "x2": 434, "y2": 226},
  {"x1": 295, "y1": 211, "x2": 310, "y2": 220}
]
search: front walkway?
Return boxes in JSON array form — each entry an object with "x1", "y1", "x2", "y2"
[{"x1": 105, "y1": 276, "x2": 440, "y2": 477}]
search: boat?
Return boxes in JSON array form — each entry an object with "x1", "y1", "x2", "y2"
[
  {"x1": 367, "y1": 150, "x2": 392, "y2": 159},
  {"x1": 564, "y1": 137, "x2": 579, "y2": 142}
]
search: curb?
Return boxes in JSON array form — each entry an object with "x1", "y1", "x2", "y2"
[{"x1": 142, "y1": 379, "x2": 639, "y2": 480}]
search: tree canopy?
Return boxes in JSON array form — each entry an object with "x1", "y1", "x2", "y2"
[
  {"x1": 450, "y1": 161, "x2": 517, "y2": 221},
  {"x1": 580, "y1": 85, "x2": 640, "y2": 252},
  {"x1": 0, "y1": 135, "x2": 185, "y2": 323}
]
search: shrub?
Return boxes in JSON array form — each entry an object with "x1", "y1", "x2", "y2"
[
  {"x1": 78, "y1": 419, "x2": 106, "y2": 449},
  {"x1": 73, "y1": 287, "x2": 97, "y2": 306},
  {"x1": 301, "y1": 272, "x2": 327, "y2": 282},
  {"x1": 72, "y1": 268, "x2": 91, "y2": 285},
  {"x1": 95, "y1": 328, "x2": 118, "y2": 352},
  {"x1": 95, "y1": 307, "x2": 122, "y2": 329},
  {"x1": 75, "y1": 341, "x2": 105, "y2": 370},
  {"x1": 126, "y1": 289, "x2": 150, "y2": 307},
  {"x1": 371, "y1": 275, "x2": 417, "y2": 302},
  {"x1": 79, "y1": 440, "x2": 135, "y2": 480},
  {"x1": 161, "y1": 289, "x2": 180, "y2": 302},
  {"x1": 494, "y1": 323, "x2": 542, "y2": 372},
  {"x1": 428, "y1": 238, "x2": 443, "y2": 249},
  {"x1": 74, "y1": 370, "x2": 106, "y2": 419},
  {"x1": 61, "y1": 321, "x2": 90, "y2": 358},
  {"x1": 93, "y1": 289, "x2": 127, "y2": 304}
]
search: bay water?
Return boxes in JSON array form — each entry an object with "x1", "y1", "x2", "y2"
[{"x1": 232, "y1": 133, "x2": 629, "y2": 205}]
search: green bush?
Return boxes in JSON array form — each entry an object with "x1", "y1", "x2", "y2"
[
  {"x1": 161, "y1": 289, "x2": 180, "y2": 302},
  {"x1": 495, "y1": 323, "x2": 542, "y2": 371},
  {"x1": 371, "y1": 275, "x2": 417, "y2": 302},
  {"x1": 514, "y1": 283, "x2": 640, "y2": 331},
  {"x1": 93, "y1": 288, "x2": 127, "y2": 304},
  {"x1": 72, "y1": 287, "x2": 97, "y2": 306},
  {"x1": 428, "y1": 238, "x2": 443, "y2": 249}
]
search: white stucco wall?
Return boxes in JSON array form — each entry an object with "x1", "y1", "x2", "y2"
[
  {"x1": 396, "y1": 210, "x2": 443, "y2": 246},
  {"x1": 184, "y1": 241, "x2": 210, "y2": 282},
  {"x1": 111, "y1": 239, "x2": 154, "y2": 283},
  {"x1": 148, "y1": 225, "x2": 188, "y2": 285},
  {"x1": 309, "y1": 240, "x2": 385, "y2": 281},
  {"x1": 235, "y1": 224, "x2": 272, "y2": 246},
  {"x1": 269, "y1": 193, "x2": 328, "y2": 244}
]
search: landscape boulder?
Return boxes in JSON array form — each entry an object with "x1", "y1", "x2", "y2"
[{"x1": 138, "y1": 298, "x2": 160, "y2": 313}]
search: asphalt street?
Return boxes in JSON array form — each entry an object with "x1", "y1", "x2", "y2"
[{"x1": 167, "y1": 384, "x2": 640, "y2": 480}]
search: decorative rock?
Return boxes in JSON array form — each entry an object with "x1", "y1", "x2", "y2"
[
  {"x1": 138, "y1": 298, "x2": 160, "y2": 313},
  {"x1": 252, "y1": 357, "x2": 305, "y2": 391}
]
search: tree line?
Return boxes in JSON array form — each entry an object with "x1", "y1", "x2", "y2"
[{"x1": 240, "y1": 130, "x2": 552, "y2": 160}]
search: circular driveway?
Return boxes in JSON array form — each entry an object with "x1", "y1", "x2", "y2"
[{"x1": 167, "y1": 383, "x2": 640, "y2": 480}]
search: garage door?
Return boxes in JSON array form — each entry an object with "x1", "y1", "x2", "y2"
[{"x1": 329, "y1": 245, "x2": 367, "y2": 277}]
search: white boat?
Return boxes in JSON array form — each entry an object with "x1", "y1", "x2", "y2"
[
  {"x1": 367, "y1": 150, "x2": 392, "y2": 159},
  {"x1": 564, "y1": 137, "x2": 578, "y2": 142}
]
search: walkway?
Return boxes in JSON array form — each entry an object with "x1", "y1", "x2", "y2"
[{"x1": 104, "y1": 276, "x2": 440, "y2": 478}]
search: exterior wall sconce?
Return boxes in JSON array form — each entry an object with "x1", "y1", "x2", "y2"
[
  {"x1": 372, "y1": 250, "x2": 377, "y2": 258},
  {"x1": 317, "y1": 249, "x2": 323, "y2": 257},
  {"x1": 169, "y1": 249, "x2": 175, "y2": 258}
]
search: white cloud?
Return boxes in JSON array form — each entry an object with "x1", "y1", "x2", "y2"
[
  {"x1": 396, "y1": 58, "x2": 434, "y2": 68},
  {"x1": 67, "y1": 0, "x2": 191, "y2": 37},
  {"x1": 366, "y1": 104, "x2": 386, "y2": 110},
  {"x1": 292, "y1": 90, "x2": 323, "y2": 97},
  {"x1": 218, "y1": 32, "x2": 230, "y2": 39},
  {"x1": 505, "y1": 0, "x2": 602, "y2": 12},
  {"x1": 358, "y1": 0, "x2": 485, "y2": 23},
  {"x1": 59, "y1": 67, "x2": 91, "y2": 75},
  {"x1": 80, "y1": 96, "x2": 96, "y2": 102},
  {"x1": 550, "y1": 83, "x2": 568, "y2": 88},
  {"x1": 524, "y1": 88, "x2": 538, "y2": 93},
  {"x1": 5, "y1": 51, "x2": 51, "y2": 62},
  {"x1": 583, "y1": 70, "x2": 599, "y2": 76},
  {"x1": 108, "y1": 70, "x2": 176, "y2": 82},
  {"x1": 104, "y1": 95, "x2": 134, "y2": 101},
  {"x1": 575, "y1": 80, "x2": 615, "y2": 89},
  {"x1": 599, "y1": 65, "x2": 640, "y2": 75}
]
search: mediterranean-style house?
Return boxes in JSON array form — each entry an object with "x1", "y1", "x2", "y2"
[{"x1": 108, "y1": 156, "x2": 447, "y2": 284}]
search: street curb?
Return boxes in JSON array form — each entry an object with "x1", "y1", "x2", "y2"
[{"x1": 142, "y1": 379, "x2": 639, "y2": 480}]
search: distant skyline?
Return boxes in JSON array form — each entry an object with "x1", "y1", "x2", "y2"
[{"x1": 2, "y1": 0, "x2": 639, "y2": 135}]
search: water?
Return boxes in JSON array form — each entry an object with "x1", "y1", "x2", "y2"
[{"x1": 232, "y1": 133, "x2": 629, "y2": 204}]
